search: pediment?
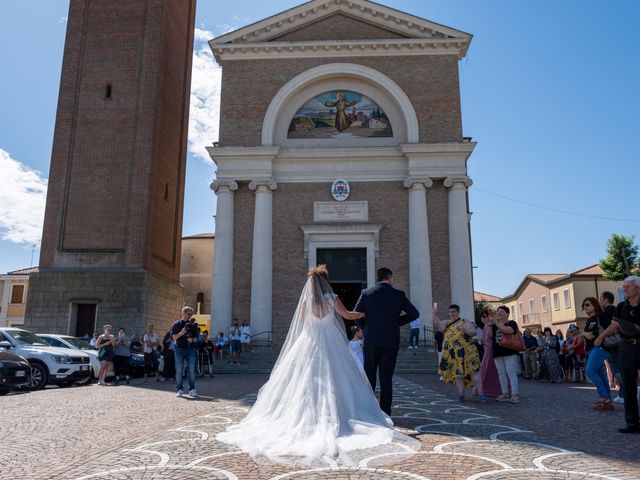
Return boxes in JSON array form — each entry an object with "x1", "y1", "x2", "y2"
[
  {"x1": 212, "y1": 0, "x2": 471, "y2": 45},
  {"x1": 270, "y1": 13, "x2": 410, "y2": 42}
]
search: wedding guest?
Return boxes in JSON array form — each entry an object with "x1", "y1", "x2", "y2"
[
  {"x1": 566, "y1": 325, "x2": 585, "y2": 383},
  {"x1": 113, "y1": 327, "x2": 131, "y2": 385},
  {"x1": 600, "y1": 291, "x2": 624, "y2": 403},
  {"x1": 349, "y1": 325, "x2": 364, "y2": 369},
  {"x1": 171, "y1": 305, "x2": 200, "y2": 398},
  {"x1": 95, "y1": 325, "x2": 116, "y2": 386},
  {"x1": 240, "y1": 320, "x2": 252, "y2": 353},
  {"x1": 215, "y1": 331, "x2": 228, "y2": 360},
  {"x1": 229, "y1": 319, "x2": 242, "y2": 365},
  {"x1": 89, "y1": 331, "x2": 99, "y2": 347},
  {"x1": 582, "y1": 297, "x2": 614, "y2": 411},
  {"x1": 487, "y1": 306, "x2": 521, "y2": 403},
  {"x1": 536, "y1": 327, "x2": 563, "y2": 383},
  {"x1": 433, "y1": 314, "x2": 444, "y2": 380},
  {"x1": 408, "y1": 316, "x2": 421, "y2": 349},
  {"x1": 130, "y1": 335, "x2": 144, "y2": 354},
  {"x1": 596, "y1": 276, "x2": 640, "y2": 433},
  {"x1": 522, "y1": 329, "x2": 538, "y2": 379},
  {"x1": 201, "y1": 330, "x2": 216, "y2": 368},
  {"x1": 162, "y1": 329, "x2": 176, "y2": 381},
  {"x1": 143, "y1": 323, "x2": 160, "y2": 383},
  {"x1": 434, "y1": 304, "x2": 485, "y2": 402},
  {"x1": 477, "y1": 311, "x2": 502, "y2": 397}
]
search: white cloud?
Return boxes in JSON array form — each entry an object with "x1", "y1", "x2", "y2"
[
  {"x1": 188, "y1": 28, "x2": 222, "y2": 164},
  {"x1": 0, "y1": 148, "x2": 47, "y2": 246}
]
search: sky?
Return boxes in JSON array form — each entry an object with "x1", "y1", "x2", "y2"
[{"x1": 0, "y1": 0, "x2": 638, "y2": 297}]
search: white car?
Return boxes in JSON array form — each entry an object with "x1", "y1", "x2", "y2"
[
  {"x1": 0, "y1": 328, "x2": 92, "y2": 390},
  {"x1": 37, "y1": 334, "x2": 112, "y2": 385}
]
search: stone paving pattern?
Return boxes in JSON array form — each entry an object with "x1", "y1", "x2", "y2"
[{"x1": 1, "y1": 373, "x2": 639, "y2": 479}]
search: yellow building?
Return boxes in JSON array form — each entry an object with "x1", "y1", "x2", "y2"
[
  {"x1": 0, "y1": 267, "x2": 37, "y2": 327},
  {"x1": 179, "y1": 234, "x2": 215, "y2": 333},
  {"x1": 500, "y1": 265, "x2": 623, "y2": 335}
]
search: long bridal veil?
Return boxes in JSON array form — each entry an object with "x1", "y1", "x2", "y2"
[{"x1": 216, "y1": 273, "x2": 421, "y2": 467}]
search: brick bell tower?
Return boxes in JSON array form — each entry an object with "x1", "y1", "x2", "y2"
[{"x1": 24, "y1": 0, "x2": 196, "y2": 336}]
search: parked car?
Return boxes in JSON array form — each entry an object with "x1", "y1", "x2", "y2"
[
  {"x1": 0, "y1": 328, "x2": 91, "y2": 390},
  {"x1": 0, "y1": 346, "x2": 31, "y2": 395},
  {"x1": 37, "y1": 334, "x2": 110, "y2": 385}
]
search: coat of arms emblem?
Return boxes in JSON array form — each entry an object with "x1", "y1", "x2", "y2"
[{"x1": 331, "y1": 179, "x2": 350, "y2": 202}]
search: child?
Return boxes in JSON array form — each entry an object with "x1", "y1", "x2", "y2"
[{"x1": 349, "y1": 326, "x2": 364, "y2": 370}]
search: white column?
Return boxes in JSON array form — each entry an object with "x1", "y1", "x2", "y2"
[
  {"x1": 403, "y1": 178, "x2": 433, "y2": 322},
  {"x1": 210, "y1": 180, "x2": 238, "y2": 333},
  {"x1": 248, "y1": 180, "x2": 276, "y2": 341},
  {"x1": 445, "y1": 176, "x2": 474, "y2": 321}
]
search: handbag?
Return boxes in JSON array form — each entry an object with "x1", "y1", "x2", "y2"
[
  {"x1": 499, "y1": 330, "x2": 526, "y2": 351},
  {"x1": 596, "y1": 315, "x2": 622, "y2": 348}
]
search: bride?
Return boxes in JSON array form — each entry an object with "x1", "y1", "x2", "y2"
[{"x1": 216, "y1": 265, "x2": 420, "y2": 466}]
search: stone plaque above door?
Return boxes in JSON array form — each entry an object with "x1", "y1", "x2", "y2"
[{"x1": 314, "y1": 201, "x2": 368, "y2": 222}]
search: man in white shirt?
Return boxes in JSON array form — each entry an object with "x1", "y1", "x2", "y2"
[{"x1": 408, "y1": 317, "x2": 421, "y2": 349}]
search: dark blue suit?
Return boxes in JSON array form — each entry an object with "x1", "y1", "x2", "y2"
[{"x1": 354, "y1": 282, "x2": 419, "y2": 414}]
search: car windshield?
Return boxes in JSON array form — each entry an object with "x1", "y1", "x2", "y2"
[
  {"x1": 65, "y1": 337, "x2": 96, "y2": 350},
  {"x1": 10, "y1": 330, "x2": 50, "y2": 346}
]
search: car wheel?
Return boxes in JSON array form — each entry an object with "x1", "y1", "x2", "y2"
[{"x1": 24, "y1": 362, "x2": 48, "y2": 391}]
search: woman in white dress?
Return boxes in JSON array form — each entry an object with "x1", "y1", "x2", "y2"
[
  {"x1": 216, "y1": 265, "x2": 419, "y2": 466},
  {"x1": 349, "y1": 325, "x2": 365, "y2": 370}
]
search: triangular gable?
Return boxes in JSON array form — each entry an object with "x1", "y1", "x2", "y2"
[
  {"x1": 270, "y1": 13, "x2": 410, "y2": 42},
  {"x1": 212, "y1": 0, "x2": 471, "y2": 45}
]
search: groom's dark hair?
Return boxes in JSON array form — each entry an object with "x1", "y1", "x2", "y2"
[{"x1": 377, "y1": 267, "x2": 393, "y2": 282}]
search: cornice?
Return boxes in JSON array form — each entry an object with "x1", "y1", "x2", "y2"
[
  {"x1": 211, "y1": 0, "x2": 471, "y2": 50},
  {"x1": 210, "y1": 38, "x2": 468, "y2": 62}
]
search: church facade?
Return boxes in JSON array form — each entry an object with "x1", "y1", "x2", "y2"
[{"x1": 208, "y1": 0, "x2": 476, "y2": 344}]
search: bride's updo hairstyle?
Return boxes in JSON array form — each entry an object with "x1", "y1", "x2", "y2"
[{"x1": 308, "y1": 264, "x2": 333, "y2": 315}]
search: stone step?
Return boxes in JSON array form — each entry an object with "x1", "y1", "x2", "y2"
[{"x1": 208, "y1": 346, "x2": 439, "y2": 374}]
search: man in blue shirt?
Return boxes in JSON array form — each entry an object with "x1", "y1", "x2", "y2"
[{"x1": 171, "y1": 306, "x2": 200, "y2": 398}]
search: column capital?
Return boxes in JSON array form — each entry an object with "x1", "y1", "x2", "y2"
[
  {"x1": 210, "y1": 180, "x2": 238, "y2": 193},
  {"x1": 248, "y1": 180, "x2": 277, "y2": 192},
  {"x1": 444, "y1": 176, "x2": 473, "y2": 189},
  {"x1": 403, "y1": 177, "x2": 433, "y2": 189}
]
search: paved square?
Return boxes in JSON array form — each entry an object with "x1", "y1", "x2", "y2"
[{"x1": 1, "y1": 374, "x2": 638, "y2": 479}]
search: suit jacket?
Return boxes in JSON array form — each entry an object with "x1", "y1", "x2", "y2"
[{"x1": 354, "y1": 282, "x2": 419, "y2": 348}]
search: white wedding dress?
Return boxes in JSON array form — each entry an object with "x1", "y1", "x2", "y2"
[{"x1": 216, "y1": 275, "x2": 420, "y2": 466}]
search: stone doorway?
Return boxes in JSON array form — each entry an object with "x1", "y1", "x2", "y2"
[
  {"x1": 73, "y1": 303, "x2": 97, "y2": 338},
  {"x1": 316, "y1": 248, "x2": 367, "y2": 339}
]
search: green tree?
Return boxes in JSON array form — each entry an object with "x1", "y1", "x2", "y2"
[
  {"x1": 474, "y1": 300, "x2": 491, "y2": 326},
  {"x1": 599, "y1": 234, "x2": 640, "y2": 280}
]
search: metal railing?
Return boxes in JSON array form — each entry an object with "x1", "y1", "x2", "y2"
[{"x1": 249, "y1": 330, "x2": 272, "y2": 348}]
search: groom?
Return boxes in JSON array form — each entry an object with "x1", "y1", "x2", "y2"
[{"x1": 354, "y1": 267, "x2": 419, "y2": 415}]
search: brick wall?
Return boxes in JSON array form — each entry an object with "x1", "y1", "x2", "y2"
[
  {"x1": 219, "y1": 55, "x2": 462, "y2": 147},
  {"x1": 40, "y1": 0, "x2": 195, "y2": 280}
]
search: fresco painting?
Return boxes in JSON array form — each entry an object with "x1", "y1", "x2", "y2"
[{"x1": 287, "y1": 90, "x2": 393, "y2": 139}]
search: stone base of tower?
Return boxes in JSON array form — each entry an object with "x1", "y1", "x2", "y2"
[{"x1": 24, "y1": 270, "x2": 184, "y2": 336}]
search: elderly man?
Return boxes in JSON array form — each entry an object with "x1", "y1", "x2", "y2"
[{"x1": 596, "y1": 276, "x2": 640, "y2": 433}]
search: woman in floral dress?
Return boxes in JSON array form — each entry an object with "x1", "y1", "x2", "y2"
[
  {"x1": 536, "y1": 327, "x2": 564, "y2": 383},
  {"x1": 434, "y1": 304, "x2": 485, "y2": 402}
]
